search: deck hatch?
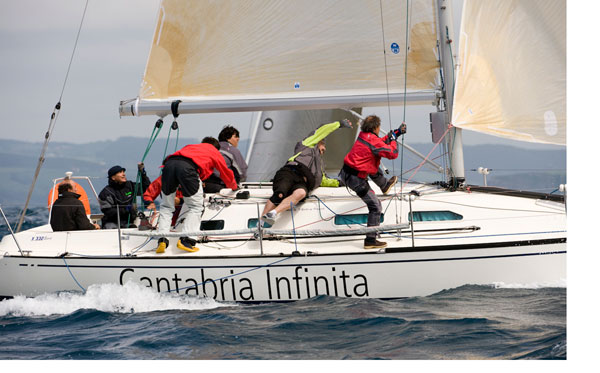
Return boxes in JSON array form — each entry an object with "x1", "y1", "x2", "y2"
[
  {"x1": 200, "y1": 220, "x2": 225, "y2": 230},
  {"x1": 334, "y1": 214, "x2": 384, "y2": 225},
  {"x1": 247, "y1": 219, "x2": 272, "y2": 228},
  {"x1": 410, "y1": 211, "x2": 463, "y2": 222}
]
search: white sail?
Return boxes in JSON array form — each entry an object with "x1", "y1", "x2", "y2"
[
  {"x1": 451, "y1": 0, "x2": 566, "y2": 145},
  {"x1": 120, "y1": 0, "x2": 440, "y2": 116}
]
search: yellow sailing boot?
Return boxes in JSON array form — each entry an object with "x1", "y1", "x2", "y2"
[
  {"x1": 177, "y1": 237, "x2": 200, "y2": 252},
  {"x1": 156, "y1": 237, "x2": 168, "y2": 254}
]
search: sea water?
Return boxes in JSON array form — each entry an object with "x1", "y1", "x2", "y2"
[{"x1": 0, "y1": 207, "x2": 566, "y2": 360}]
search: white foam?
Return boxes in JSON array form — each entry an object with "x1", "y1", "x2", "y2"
[
  {"x1": 492, "y1": 278, "x2": 567, "y2": 289},
  {"x1": 0, "y1": 281, "x2": 230, "y2": 317}
]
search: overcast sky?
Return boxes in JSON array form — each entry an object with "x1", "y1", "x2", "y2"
[{"x1": 0, "y1": 0, "x2": 572, "y2": 151}]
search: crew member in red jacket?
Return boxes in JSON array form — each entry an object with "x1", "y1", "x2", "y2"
[
  {"x1": 156, "y1": 137, "x2": 237, "y2": 253},
  {"x1": 339, "y1": 115, "x2": 406, "y2": 249},
  {"x1": 143, "y1": 175, "x2": 184, "y2": 227}
]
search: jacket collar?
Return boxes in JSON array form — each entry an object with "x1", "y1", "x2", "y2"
[
  {"x1": 108, "y1": 178, "x2": 126, "y2": 188},
  {"x1": 59, "y1": 190, "x2": 81, "y2": 199}
]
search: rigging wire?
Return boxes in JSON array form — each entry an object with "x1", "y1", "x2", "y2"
[
  {"x1": 397, "y1": 0, "x2": 411, "y2": 221},
  {"x1": 402, "y1": 125, "x2": 452, "y2": 189},
  {"x1": 59, "y1": 0, "x2": 90, "y2": 102},
  {"x1": 377, "y1": 0, "x2": 394, "y2": 132},
  {"x1": 378, "y1": 0, "x2": 412, "y2": 225},
  {"x1": 16, "y1": 0, "x2": 90, "y2": 233}
]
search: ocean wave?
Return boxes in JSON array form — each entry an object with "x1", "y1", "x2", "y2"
[
  {"x1": 491, "y1": 278, "x2": 567, "y2": 289},
  {"x1": 0, "y1": 206, "x2": 48, "y2": 237},
  {"x1": 0, "y1": 282, "x2": 230, "y2": 317}
]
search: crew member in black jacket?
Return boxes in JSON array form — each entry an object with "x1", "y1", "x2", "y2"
[
  {"x1": 50, "y1": 182, "x2": 100, "y2": 231},
  {"x1": 98, "y1": 163, "x2": 151, "y2": 229}
]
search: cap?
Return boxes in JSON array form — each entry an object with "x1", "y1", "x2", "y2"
[{"x1": 107, "y1": 165, "x2": 125, "y2": 178}]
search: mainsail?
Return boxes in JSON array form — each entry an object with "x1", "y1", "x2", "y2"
[
  {"x1": 451, "y1": 0, "x2": 566, "y2": 145},
  {"x1": 120, "y1": 0, "x2": 441, "y2": 117}
]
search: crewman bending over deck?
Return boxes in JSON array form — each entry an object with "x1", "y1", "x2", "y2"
[
  {"x1": 260, "y1": 119, "x2": 353, "y2": 226},
  {"x1": 156, "y1": 137, "x2": 237, "y2": 253}
]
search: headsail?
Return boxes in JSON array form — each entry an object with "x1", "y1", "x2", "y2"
[
  {"x1": 451, "y1": 0, "x2": 566, "y2": 145},
  {"x1": 120, "y1": 0, "x2": 440, "y2": 117}
]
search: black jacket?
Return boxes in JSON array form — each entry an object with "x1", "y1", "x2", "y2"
[
  {"x1": 50, "y1": 191, "x2": 96, "y2": 231},
  {"x1": 98, "y1": 172, "x2": 150, "y2": 227}
]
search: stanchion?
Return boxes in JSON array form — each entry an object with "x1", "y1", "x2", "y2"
[
  {"x1": 408, "y1": 195, "x2": 415, "y2": 248},
  {"x1": 256, "y1": 203, "x2": 263, "y2": 255},
  {"x1": 0, "y1": 205, "x2": 24, "y2": 256},
  {"x1": 116, "y1": 204, "x2": 123, "y2": 257}
]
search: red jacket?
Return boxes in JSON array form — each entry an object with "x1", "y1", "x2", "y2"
[
  {"x1": 344, "y1": 131, "x2": 398, "y2": 177},
  {"x1": 143, "y1": 176, "x2": 184, "y2": 203},
  {"x1": 167, "y1": 144, "x2": 238, "y2": 190}
]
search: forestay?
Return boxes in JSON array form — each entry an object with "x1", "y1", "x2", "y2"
[
  {"x1": 451, "y1": 0, "x2": 566, "y2": 145},
  {"x1": 120, "y1": 0, "x2": 441, "y2": 116}
]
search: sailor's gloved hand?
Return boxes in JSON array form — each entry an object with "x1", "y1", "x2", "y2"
[
  {"x1": 387, "y1": 130, "x2": 397, "y2": 141},
  {"x1": 339, "y1": 119, "x2": 353, "y2": 128},
  {"x1": 393, "y1": 122, "x2": 407, "y2": 137},
  {"x1": 145, "y1": 200, "x2": 156, "y2": 211},
  {"x1": 137, "y1": 162, "x2": 145, "y2": 173}
]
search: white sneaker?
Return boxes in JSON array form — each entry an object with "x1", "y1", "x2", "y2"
[{"x1": 262, "y1": 211, "x2": 278, "y2": 226}]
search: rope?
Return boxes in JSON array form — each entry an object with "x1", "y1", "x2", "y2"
[
  {"x1": 290, "y1": 202, "x2": 299, "y2": 253},
  {"x1": 402, "y1": 125, "x2": 452, "y2": 189},
  {"x1": 401, "y1": 153, "x2": 445, "y2": 176},
  {"x1": 162, "y1": 121, "x2": 180, "y2": 161},
  {"x1": 62, "y1": 257, "x2": 86, "y2": 292},
  {"x1": 130, "y1": 118, "x2": 164, "y2": 221},
  {"x1": 166, "y1": 256, "x2": 293, "y2": 294},
  {"x1": 133, "y1": 112, "x2": 181, "y2": 220}
]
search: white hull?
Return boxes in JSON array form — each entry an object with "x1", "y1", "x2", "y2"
[
  {"x1": 0, "y1": 183, "x2": 566, "y2": 301},
  {"x1": 0, "y1": 242, "x2": 564, "y2": 301}
]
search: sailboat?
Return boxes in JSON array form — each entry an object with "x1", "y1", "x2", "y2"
[{"x1": 0, "y1": 0, "x2": 565, "y2": 302}]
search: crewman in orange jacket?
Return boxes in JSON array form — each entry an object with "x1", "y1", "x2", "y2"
[{"x1": 143, "y1": 175, "x2": 184, "y2": 227}]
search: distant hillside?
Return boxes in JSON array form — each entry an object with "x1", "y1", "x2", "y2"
[
  {"x1": 0, "y1": 137, "x2": 565, "y2": 207},
  {"x1": 381, "y1": 143, "x2": 566, "y2": 193},
  {"x1": 0, "y1": 137, "x2": 249, "y2": 208}
]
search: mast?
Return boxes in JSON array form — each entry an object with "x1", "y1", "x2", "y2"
[{"x1": 436, "y1": 0, "x2": 465, "y2": 186}]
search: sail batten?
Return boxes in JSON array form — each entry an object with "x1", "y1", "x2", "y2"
[
  {"x1": 451, "y1": 0, "x2": 566, "y2": 145},
  {"x1": 120, "y1": 0, "x2": 440, "y2": 117}
]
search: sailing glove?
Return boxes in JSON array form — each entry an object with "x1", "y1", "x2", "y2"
[
  {"x1": 388, "y1": 123, "x2": 407, "y2": 141},
  {"x1": 339, "y1": 119, "x2": 352, "y2": 128},
  {"x1": 394, "y1": 123, "x2": 407, "y2": 137}
]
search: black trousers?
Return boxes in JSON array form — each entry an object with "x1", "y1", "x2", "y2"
[{"x1": 161, "y1": 157, "x2": 200, "y2": 197}]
